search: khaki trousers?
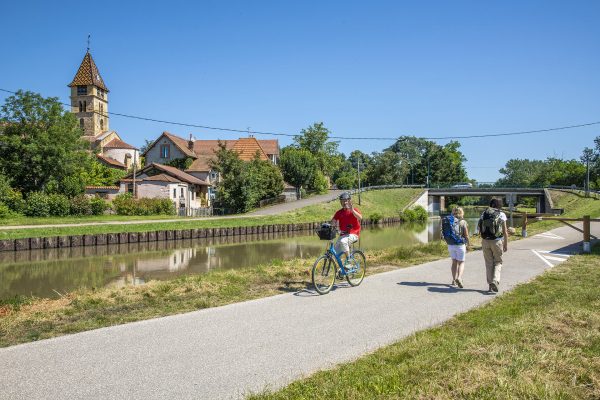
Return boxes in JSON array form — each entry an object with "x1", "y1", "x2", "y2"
[{"x1": 482, "y1": 238, "x2": 503, "y2": 284}]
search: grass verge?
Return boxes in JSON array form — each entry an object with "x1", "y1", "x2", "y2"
[
  {"x1": 0, "y1": 241, "x2": 447, "y2": 348},
  {"x1": 248, "y1": 247, "x2": 600, "y2": 400}
]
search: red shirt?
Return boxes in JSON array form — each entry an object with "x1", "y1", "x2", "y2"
[{"x1": 333, "y1": 208, "x2": 361, "y2": 235}]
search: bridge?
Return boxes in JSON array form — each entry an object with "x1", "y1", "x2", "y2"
[{"x1": 412, "y1": 187, "x2": 558, "y2": 214}]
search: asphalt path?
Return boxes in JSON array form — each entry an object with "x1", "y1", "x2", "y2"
[{"x1": 0, "y1": 223, "x2": 597, "y2": 400}]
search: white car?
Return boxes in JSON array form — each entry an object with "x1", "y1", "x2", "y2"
[{"x1": 452, "y1": 183, "x2": 473, "y2": 188}]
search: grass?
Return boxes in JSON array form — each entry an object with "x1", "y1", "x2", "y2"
[
  {"x1": 0, "y1": 241, "x2": 447, "y2": 348},
  {"x1": 0, "y1": 189, "x2": 422, "y2": 240},
  {"x1": 248, "y1": 247, "x2": 600, "y2": 400}
]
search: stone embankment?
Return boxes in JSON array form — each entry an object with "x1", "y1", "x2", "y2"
[{"x1": 0, "y1": 217, "x2": 402, "y2": 252}]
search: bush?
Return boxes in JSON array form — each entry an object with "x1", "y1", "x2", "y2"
[
  {"x1": 24, "y1": 192, "x2": 51, "y2": 217},
  {"x1": 113, "y1": 194, "x2": 176, "y2": 216},
  {"x1": 90, "y1": 197, "x2": 109, "y2": 215},
  {"x1": 310, "y1": 171, "x2": 329, "y2": 194},
  {"x1": 0, "y1": 176, "x2": 25, "y2": 213},
  {"x1": 0, "y1": 202, "x2": 10, "y2": 219},
  {"x1": 368, "y1": 212, "x2": 384, "y2": 223},
  {"x1": 47, "y1": 194, "x2": 70, "y2": 217},
  {"x1": 70, "y1": 195, "x2": 92, "y2": 216},
  {"x1": 400, "y1": 205, "x2": 428, "y2": 222}
]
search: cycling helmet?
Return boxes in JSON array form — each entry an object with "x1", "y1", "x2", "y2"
[{"x1": 339, "y1": 192, "x2": 351, "y2": 201}]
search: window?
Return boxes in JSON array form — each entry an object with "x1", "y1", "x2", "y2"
[
  {"x1": 100, "y1": 119, "x2": 104, "y2": 130},
  {"x1": 79, "y1": 101, "x2": 83, "y2": 112},
  {"x1": 79, "y1": 118, "x2": 84, "y2": 130},
  {"x1": 160, "y1": 145, "x2": 170, "y2": 159},
  {"x1": 83, "y1": 101, "x2": 87, "y2": 111},
  {"x1": 180, "y1": 188, "x2": 184, "y2": 198},
  {"x1": 100, "y1": 103, "x2": 103, "y2": 114},
  {"x1": 173, "y1": 188, "x2": 177, "y2": 199},
  {"x1": 77, "y1": 86, "x2": 87, "y2": 95}
]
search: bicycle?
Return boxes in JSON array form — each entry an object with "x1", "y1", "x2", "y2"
[{"x1": 311, "y1": 223, "x2": 367, "y2": 295}]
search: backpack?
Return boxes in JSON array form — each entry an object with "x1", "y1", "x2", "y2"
[
  {"x1": 478, "y1": 208, "x2": 503, "y2": 240},
  {"x1": 441, "y1": 215, "x2": 465, "y2": 245}
]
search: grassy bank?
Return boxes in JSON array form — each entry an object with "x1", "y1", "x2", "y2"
[
  {"x1": 249, "y1": 247, "x2": 600, "y2": 399},
  {"x1": 0, "y1": 240, "x2": 447, "y2": 347},
  {"x1": 0, "y1": 189, "x2": 421, "y2": 240}
]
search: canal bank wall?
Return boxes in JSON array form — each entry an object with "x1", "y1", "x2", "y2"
[{"x1": 0, "y1": 217, "x2": 402, "y2": 252}]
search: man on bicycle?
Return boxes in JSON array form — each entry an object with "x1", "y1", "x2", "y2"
[{"x1": 331, "y1": 192, "x2": 363, "y2": 261}]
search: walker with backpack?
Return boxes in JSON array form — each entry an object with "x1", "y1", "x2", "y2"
[{"x1": 441, "y1": 214, "x2": 465, "y2": 245}]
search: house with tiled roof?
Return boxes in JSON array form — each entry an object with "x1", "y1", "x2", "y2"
[
  {"x1": 143, "y1": 132, "x2": 280, "y2": 189},
  {"x1": 69, "y1": 51, "x2": 140, "y2": 171},
  {"x1": 120, "y1": 163, "x2": 211, "y2": 213}
]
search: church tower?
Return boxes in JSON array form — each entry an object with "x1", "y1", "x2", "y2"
[{"x1": 68, "y1": 51, "x2": 109, "y2": 138}]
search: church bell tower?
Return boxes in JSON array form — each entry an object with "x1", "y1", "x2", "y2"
[{"x1": 68, "y1": 51, "x2": 109, "y2": 137}]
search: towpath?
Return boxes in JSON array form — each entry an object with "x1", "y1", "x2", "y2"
[{"x1": 0, "y1": 222, "x2": 596, "y2": 399}]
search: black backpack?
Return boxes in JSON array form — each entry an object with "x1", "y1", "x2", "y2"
[
  {"x1": 478, "y1": 208, "x2": 503, "y2": 240},
  {"x1": 441, "y1": 215, "x2": 465, "y2": 245}
]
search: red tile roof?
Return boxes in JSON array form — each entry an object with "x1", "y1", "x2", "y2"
[
  {"x1": 96, "y1": 154, "x2": 126, "y2": 169},
  {"x1": 232, "y1": 137, "x2": 268, "y2": 161},
  {"x1": 104, "y1": 138, "x2": 137, "y2": 150},
  {"x1": 85, "y1": 186, "x2": 119, "y2": 190},
  {"x1": 68, "y1": 52, "x2": 109, "y2": 91},
  {"x1": 142, "y1": 174, "x2": 181, "y2": 183},
  {"x1": 144, "y1": 131, "x2": 196, "y2": 158},
  {"x1": 124, "y1": 163, "x2": 209, "y2": 186},
  {"x1": 186, "y1": 155, "x2": 213, "y2": 172},
  {"x1": 259, "y1": 139, "x2": 279, "y2": 156}
]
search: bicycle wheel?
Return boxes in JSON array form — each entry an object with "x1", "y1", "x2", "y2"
[
  {"x1": 346, "y1": 250, "x2": 366, "y2": 287},
  {"x1": 312, "y1": 255, "x2": 336, "y2": 295}
]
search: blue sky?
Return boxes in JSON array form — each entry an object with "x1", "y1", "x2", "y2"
[{"x1": 2, "y1": 0, "x2": 599, "y2": 182}]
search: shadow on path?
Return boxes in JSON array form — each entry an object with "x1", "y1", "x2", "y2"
[{"x1": 397, "y1": 281, "x2": 494, "y2": 295}]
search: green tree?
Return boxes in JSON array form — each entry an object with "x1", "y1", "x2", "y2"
[
  {"x1": 496, "y1": 159, "x2": 546, "y2": 187},
  {"x1": 82, "y1": 158, "x2": 127, "y2": 187},
  {"x1": 293, "y1": 122, "x2": 342, "y2": 185},
  {"x1": 0, "y1": 90, "x2": 90, "y2": 195},
  {"x1": 279, "y1": 146, "x2": 316, "y2": 199},
  {"x1": 365, "y1": 151, "x2": 407, "y2": 185}
]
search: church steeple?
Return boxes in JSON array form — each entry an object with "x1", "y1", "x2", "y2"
[{"x1": 68, "y1": 51, "x2": 109, "y2": 137}]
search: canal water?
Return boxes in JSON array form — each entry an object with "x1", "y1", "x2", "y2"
[{"x1": 0, "y1": 210, "x2": 521, "y2": 300}]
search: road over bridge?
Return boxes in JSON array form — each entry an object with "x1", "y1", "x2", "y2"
[{"x1": 412, "y1": 187, "x2": 559, "y2": 214}]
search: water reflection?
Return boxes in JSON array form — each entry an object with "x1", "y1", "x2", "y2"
[{"x1": 0, "y1": 212, "x2": 522, "y2": 300}]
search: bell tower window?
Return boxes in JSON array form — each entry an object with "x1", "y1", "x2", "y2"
[
  {"x1": 83, "y1": 101, "x2": 87, "y2": 111},
  {"x1": 79, "y1": 101, "x2": 83, "y2": 112},
  {"x1": 79, "y1": 118, "x2": 84, "y2": 130},
  {"x1": 100, "y1": 119, "x2": 104, "y2": 130},
  {"x1": 77, "y1": 85, "x2": 87, "y2": 95}
]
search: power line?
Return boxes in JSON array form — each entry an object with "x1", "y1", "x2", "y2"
[{"x1": 1, "y1": 87, "x2": 599, "y2": 141}]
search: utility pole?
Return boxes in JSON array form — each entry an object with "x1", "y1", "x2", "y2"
[
  {"x1": 357, "y1": 158, "x2": 361, "y2": 205},
  {"x1": 586, "y1": 153, "x2": 590, "y2": 197},
  {"x1": 426, "y1": 157, "x2": 430, "y2": 188}
]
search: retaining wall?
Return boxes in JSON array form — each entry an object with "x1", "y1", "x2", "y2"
[{"x1": 0, "y1": 217, "x2": 402, "y2": 252}]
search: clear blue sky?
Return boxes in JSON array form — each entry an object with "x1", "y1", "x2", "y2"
[{"x1": 2, "y1": 0, "x2": 599, "y2": 182}]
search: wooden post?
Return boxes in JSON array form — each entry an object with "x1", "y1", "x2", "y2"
[
  {"x1": 521, "y1": 212, "x2": 528, "y2": 238},
  {"x1": 583, "y1": 215, "x2": 591, "y2": 253}
]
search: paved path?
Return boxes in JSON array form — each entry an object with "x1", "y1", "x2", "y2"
[
  {"x1": 0, "y1": 223, "x2": 596, "y2": 400},
  {"x1": 0, "y1": 191, "x2": 342, "y2": 231}
]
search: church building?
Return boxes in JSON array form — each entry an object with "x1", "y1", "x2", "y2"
[{"x1": 69, "y1": 51, "x2": 140, "y2": 170}]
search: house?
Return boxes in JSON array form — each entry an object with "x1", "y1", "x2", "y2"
[
  {"x1": 142, "y1": 132, "x2": 280, "y2": 197},
  {"x1": 120, "y1": 163, "x2": 211, "y2": 214}
]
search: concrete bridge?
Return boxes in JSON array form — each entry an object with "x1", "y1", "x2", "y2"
[{"x1": 411, "y1": 187, "x2": 559, "y2": 214}]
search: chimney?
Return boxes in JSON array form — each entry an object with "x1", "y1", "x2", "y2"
[{"x1": 188, "y1": 133, "x2": 194, "y2": 150}]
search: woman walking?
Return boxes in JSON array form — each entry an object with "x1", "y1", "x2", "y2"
[{"x1": 441, "y1": 207, "x2": 470, "y2": 288}]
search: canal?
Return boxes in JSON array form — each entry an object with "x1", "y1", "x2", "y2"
[{"x1": 0, "y1": 210, "x2": 521, "y2": 300}]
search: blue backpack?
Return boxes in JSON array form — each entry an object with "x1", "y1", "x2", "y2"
[{"x1": 441, "y1": 215, "x2": 465, "y2": 245}]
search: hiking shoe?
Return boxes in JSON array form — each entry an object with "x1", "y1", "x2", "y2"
[
  {"x1": 450, "y1": 279, "x2": 457, "y2": 287},
  {"x1": 490, "y1": 281, "x2": 499, "y2": 292},
  {"x1": 488, "y1": 284, "x2": 494, "y2": 292},
  {"x1": 456, "y1": 278, "x2": 463, "y2": 288}
]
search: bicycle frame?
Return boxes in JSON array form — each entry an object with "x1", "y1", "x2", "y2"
[{"x1": 324, "y1": 239, "x2": 352, "y2": 276}]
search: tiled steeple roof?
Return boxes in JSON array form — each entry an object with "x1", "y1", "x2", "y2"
[{"x1": 68, "y1": 52, "x2": 109, "y2": 91}]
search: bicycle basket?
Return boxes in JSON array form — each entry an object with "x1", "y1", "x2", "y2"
[{"x1": 316, "y1": 223, "x2": 337, "y2": 240}]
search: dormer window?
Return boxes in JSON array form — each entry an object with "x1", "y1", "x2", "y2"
[{"x1": 77, "y1": 85, "x2": 87, "y2": 95}]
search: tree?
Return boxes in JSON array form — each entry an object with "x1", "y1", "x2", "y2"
[
  {"x1": 82, "y1": 158, "x2": 127, "y2": 187},
  {"x1": 0, "y1": 90, "x2": 90, "y2": 195},
  {"x1": 293, "y1": 122, "x2": 342, "y2": 185},
  {"x1": 279, "y1": 146, "x2": 316, "y2": 199},
  {"x1": 365, "y1": 151, "x2": 407, "y2": 185},
  {"x1": 210, "y1": 143, "x2": 284, "y2": 213}
]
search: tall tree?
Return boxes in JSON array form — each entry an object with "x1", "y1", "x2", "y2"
[
  {"x1": 293, "y1": 122, "x2": 342, "y2": 183},
  {"x1": 365, "y1": 151, "x2": 408, "y2": 186},
  {"x1": 0, "y1": 91, "x2": 89, "y2": 195},
  {"x1": 279, "y1": 146, "x2": 316, "y2": 199}
]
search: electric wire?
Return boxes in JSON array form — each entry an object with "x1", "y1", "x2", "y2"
[{"x1": 1, "y1": 87, "x2": 599, "y2": 141}]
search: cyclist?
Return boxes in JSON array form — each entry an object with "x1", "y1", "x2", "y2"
[{"x1": 330, "y1": 192, "x2": 363, "y2": 261}]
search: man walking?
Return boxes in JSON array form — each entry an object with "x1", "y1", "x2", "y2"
[{"x1": 478, "y1": 198, "x2": 508, "y2": 292}]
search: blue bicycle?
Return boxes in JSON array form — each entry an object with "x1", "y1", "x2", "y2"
[{"x1": 312, "y1": 223, "x2": 367, "y2": 295}]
